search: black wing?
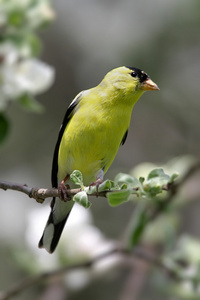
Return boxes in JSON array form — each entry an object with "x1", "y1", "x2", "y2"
[
  {"x1": 51, "y1": 94, "x2": 82, "y2": 188},
  {"x1": 120, "y1": 129, "x2": 128, "y2": 146}
]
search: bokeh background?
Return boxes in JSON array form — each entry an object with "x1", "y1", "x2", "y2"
[{"x1": 0, "y1": 0, "x2": 200, "y2": 299}]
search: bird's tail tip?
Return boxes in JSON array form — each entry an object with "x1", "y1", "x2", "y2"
[
  {"x1": 38, "y1": 212, "x2": 70, "y2": 254},
  {"x1": 38, "y1": 222, "x2": 56, "y2": 253}
]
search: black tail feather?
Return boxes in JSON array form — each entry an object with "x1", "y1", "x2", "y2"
[{"x1": 38, "y1": 211, "x2": 70, "y2": 253}]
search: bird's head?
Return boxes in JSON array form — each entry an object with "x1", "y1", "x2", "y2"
[{"x1": 100, "y1": 66, "x2": 159, "y2": 95}]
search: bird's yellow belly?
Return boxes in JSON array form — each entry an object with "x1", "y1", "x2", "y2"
[{"x1": 57, "y1": 110, "x2": 128, "y2": 185}]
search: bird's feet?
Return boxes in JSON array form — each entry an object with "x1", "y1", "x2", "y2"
[
  {"x1": 58, "y1": 175, "x2": 70, "y2": 202},
  {"x1": 89, "y1": 178, "x2": 103, "y2": 194}
]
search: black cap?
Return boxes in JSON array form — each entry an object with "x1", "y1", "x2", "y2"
[{"x1": 126, "y1": 66, "x2": 149, "y2": 83}]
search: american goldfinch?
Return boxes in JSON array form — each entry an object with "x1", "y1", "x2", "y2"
[{"x1": 39, "y1": 66, "x2": 159, "y2": 253}]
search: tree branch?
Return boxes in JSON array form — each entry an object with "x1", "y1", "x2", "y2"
[
  {"x1": 0, "y1": 180, "x2": 108, "y2": 203},
  {"x1": 0, "y1": 181, "x2": 139, "y2": 203},
  {"x1": 148, "y1": 160, "x2": 200, "y2": 221},
  {"x1": 0, "y1": 162, "x2": 199, "y2": 299},
  {"x1": 0, "y1": 245, "x2": 168, "y2": 300},
  {"x1": 0, "y1": 161, "x2": 199, "y2": 204}
]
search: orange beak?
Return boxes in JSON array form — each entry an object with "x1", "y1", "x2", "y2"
[{"x1": 141, "y1": 78, "x2": 160, "y2": 91}]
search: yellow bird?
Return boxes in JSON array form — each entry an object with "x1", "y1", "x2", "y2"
[{"x1": 39, "y1": 66, "x2": 159, "y2": 253}]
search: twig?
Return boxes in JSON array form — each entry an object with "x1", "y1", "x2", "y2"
[
  {"x1": 0, "y1": 245, "x2": 165, "y2": 300},
  {"x1": 0, "y1": 161, "x2": 199, "y2": 203},
  {"x1": 0, "y1": 163, "x2": 199, "y2": 299},
  {"x1": 0, "y1": 181, "x2": 140, "y2": 203},
  {"x1": 0, "y1": 180, "x2": 109, "y2": 203},
  {"x1": 148, "y1": 161, "x2": 200, "y2": 221},
  {"x1": 177, "y1": 160, "x2": 200, "y2": 186},
  {"x1": 0, "y1": 242, "x2": 190, "y2": 300}
]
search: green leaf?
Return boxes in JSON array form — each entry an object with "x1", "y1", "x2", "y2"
[
  {"x1": 73, "y1": 191, "x2": 91, "y2": 208},
  {"x1": 120, "y1": 183, "x2": 128, "y2": 189},
  {"x1": 114, "y1": 173, "x2": 142, "y2": 191},
  {"x1": 169, "y1": 172, "x2": 179, "y2": 184},
  {"x1": 107, "y1": 189, "x2": 131, "y2": 206},
  {"x1": 97, "y1": 179, "x2": 115, "y2": 192},
  {"x1": 84, "y1": 180, "x2": 115, "y2": 195},
  {"x1": 139, "y1": 177, "x2": 145, "y2": 184},
  {"x1": 18, "y1": 94, "x2": 44, "y2": 113},
  {"x1": 70, "y1": 170, "x2": 84, "y2": 189},
  {"x1": 84, "y1": 185, "x2": 97, "y2": 194},
  {"x1": 144, "y1": 185, "x2": 163, "y2": 197},
  {"x1": 0, "y1": 113, "x2": 10, "y2": 144},
  {"x1": 147, "y1": 168, "x2": 170, "y2": 181},
  {"x1": 128, "y1": 202, "x2": 148, "y2": 248},
  {"x1": 144, "y1": 168, "x2": 170, "y2": 197}
]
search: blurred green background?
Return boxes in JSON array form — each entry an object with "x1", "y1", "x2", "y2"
[{"x1": 0, "y1": 0, "x2": 200, "y2": 299}]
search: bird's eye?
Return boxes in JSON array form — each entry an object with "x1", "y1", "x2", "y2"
[{"x1": 130, "y1": 71, "x2": 137, "y2": 78}]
